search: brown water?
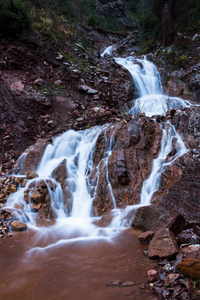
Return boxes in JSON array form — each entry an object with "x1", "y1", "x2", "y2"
[{"x1": 0, "y1": 228, "x2": 155, "y2": 300}]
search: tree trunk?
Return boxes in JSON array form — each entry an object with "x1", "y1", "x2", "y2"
[
  {"x1": 154, "y1": 0, "x2": 175, "y2": 45},
  {"x1": 10, "y1": 0, "x2": 14, "y2": 9}
]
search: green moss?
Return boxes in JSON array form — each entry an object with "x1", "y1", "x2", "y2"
[{"x1": 175, "y1": 54, "x2": 189, "y2": 68}]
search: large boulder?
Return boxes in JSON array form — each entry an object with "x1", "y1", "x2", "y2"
[
  {"x1": 17, "y1": 139, "x2": 49, "y2": 173},
  {"x1": 148, "y1": 228, "x2": 179, "y2": 258},
  {"x1": 132, "y1": 205, "x2": 174, "y2": 232}
]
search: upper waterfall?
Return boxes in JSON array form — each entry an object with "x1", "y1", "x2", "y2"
[{"x1": 115, "y1": 56, "x2": 191, "y2": 117}]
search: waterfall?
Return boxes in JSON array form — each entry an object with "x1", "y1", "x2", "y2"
[
  {"x1": 115, "y1": 56, "x2": 191, "y2": 117},
  {"x1": 101, "y1": 45, "x2": 113, "y2": 57},
  {"x1": 140, "y1": 122, "x2": 188, "y2": 206},
  {"x1": 5, "y1": 47, "x2": 192, "y2": 249}
]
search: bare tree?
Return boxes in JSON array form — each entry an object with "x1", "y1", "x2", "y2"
[{"x1": 154, "y1": 0, "x2": 175, "y2": 45}]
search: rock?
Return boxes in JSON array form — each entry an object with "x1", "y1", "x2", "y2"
[
  {"x1": 132, "y1": 205, "x2": 174, "y2": 232},
  {"x1": 33, "y1": 78, "x2": 44, "y2": 86},
  {"x1": 13, "y1": 177, "x2": 21, "y2": 185},
  {"x1": 21, "y1": 179, "x2": 27, "y2": 187},
  {"x1": 31, "y1": 191, "x2": 43, "y2": 203},
  {"x1": 11, "y1": 221, "x2": 27, "y2": 231},
  {"x1": 55, "y1": 53, "x2": 63, "y2": 60},
  {"x1": 30, "y1": 203, "x2": 42, "y2": 211},
  {"x1": 148, "y1": 270, "x2": 158, "y2": 283},
  {"x1": 51, "y1": 159, "x2": 67, "y2": 188},
  {"x1": 181, "y1": 244, "x2": 200, "y2": 260},
  {"x1": 178, "y1": 258, "x2": 200, "y2": 279},
  {"x1": 106, "y1": 280, "x2": 135, "y2": 287},
  {"x1": 26, "y1": 172, "x2": 39, "y2": 180},
  {"x1": 37, "y1": 180, "x2": 47, "y2": 189},
  {"x1": 13, "y1": 203, "x2": 24, "y2": 211},
  {"x1": 37, "y1": 204, "x2": 56, "y2": 221},
  {"x1": 78, "y1": 84, "x2": 97, "y2": 94},
  {"x1": 148, "y1": 228, "x2": 179, "y2": 258},
  {"x1": 10, "y1": 184, "x2": 17, "y2": 193},
  {"x1": 164, "y1": 273, "x2": 180, "y2": 286},
  {"x1": 54, "y1": 80, "x2": 62, "y2": 85},
  {"x1": 24, "y1": 192, "x2": 29, "y2": 204},
  {"x1": 56, "y1": 96, "x2": 76, "y2": 110},
  {"x1": 17, "y1": 139, "x2": 49, "y2": 173},
  {"x1": 0, "y1": 222, "x2": 9, "y2": 235},
  {"x1": 166, "y1": 214, "x2": 187, "y2": 236},
  {"x1": 177, "y1": 230, "x2": 200, "y2": 245},
  {"x1": 71, "y1": 69, "x2": 80, "y2": 79},
  {"x1": 158, "y1": 161, "x2": 200, "y2": 223},
  {"x1": 138, "y1": 231, "x2": 154, "y2": 245},
  {"x1": 193, "y1": 225, "x2": 200, "y2": 237}
]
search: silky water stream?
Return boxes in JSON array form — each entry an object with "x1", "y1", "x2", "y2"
[{"x1": 0, "y1": 52, "x2": 192, "y2": 300}]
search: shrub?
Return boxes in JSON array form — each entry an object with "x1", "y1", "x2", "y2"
[
  {"x1": 88, "y1": 15, "x2": 96, "y2": 27},
  {"x1": 0, "y1": 0, "x2": 32, "y2": 36}
]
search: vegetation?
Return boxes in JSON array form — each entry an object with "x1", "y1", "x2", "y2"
[
  {"x1": 0, "y1": 0, "x2": 199, "y2": 45},
  {"x1": 0, "y1": 0, "x2": 32, "y2": 36}
]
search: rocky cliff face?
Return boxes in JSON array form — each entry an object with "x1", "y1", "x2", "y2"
[{"x1": 92, "y1": 115, "x2": 162, "y2": 215}]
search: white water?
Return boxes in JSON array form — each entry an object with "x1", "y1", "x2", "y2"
[
  {"x1": 6, "y1": 48, "x2": 192, "y2": 250},
  {"x1": 101, "y1": 45, "x2": 113, "y2": 57},
  {"x1": 115, "y1": 57, "x2": 191, "y2": 117}
]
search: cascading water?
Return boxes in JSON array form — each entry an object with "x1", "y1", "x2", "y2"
[
  {"x1": 5, "y1": 48, "x2": 192, "y2": 250},
  {"x1": 101, "y1": 45, "x2": 113, "y2": 57},
  {"x1": 115, "y1": 57, "x2": 191, "y2": 117}
]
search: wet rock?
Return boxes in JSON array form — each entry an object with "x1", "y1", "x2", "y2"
[
  {"x1": 132, "y1": 205, "x2": 174, "y2": 232},
  {"x1": 148, "y1": 270, "x2": 158, "y2": 283},
  {"x1": 178, "y1": 258, "x2": 200, "y2": 279},
  {"x1": 37, "y1": 204, "x2": 56, "y2": 221},
  {"x1": 0, "y1": 222, "x2": 9, "y2": 236},
  {"x1": 30, "y1": 203, "x2": 42, "y2": 212},
  {"x1": 18, "y1": 139, "x2": 49, "y2": 173},
  {"x1": 24, "y1": 192, "x2": 29, "y2": 204},
  {"x1": 164, "y1": 273, "x2": 180, "y2": 286},
  {"x1": 37, "y1": 180, "x2": 47, "y2": 189},
  {"x1": 26, "y1": 172, "x2": 39, "y2": 180},
  {"x1": 117, "y1": 150, "x2": 129, "y2": 185},
  {"x1": 148, "y1": 228, "x2": 179, "y2": 259},
  {"x1": 138, "y1": 231, "x2": 154, "y2": 245},
  {"x1": 51, "y1": 159, "x2": 67, "y2": 188},
  {"x1": 11, "y1": 221, "x2": 27, "y2": 231},
  {"x1": 31, "y1": 191, "x2": 43, "y2": 203},
  {"x1": 21, "y1": 179, "x2": 27, "y2": 187},
  {"x1": 13, "y1": 203, "x2": 24, "y2": 211},
  {"x1": 13, "y1": 177, "x2": 21, "y2": 185},
  {"x1": 158, "y1": 161, "x2": 200, "y2": 223},
  {"x1": 106, "y1": 280, "x2": 135, "y2": 287}
]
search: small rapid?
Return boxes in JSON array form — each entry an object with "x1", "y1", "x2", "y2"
[{"x1": 5, "y1": 48, "x2": 192, "y2": 250}]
